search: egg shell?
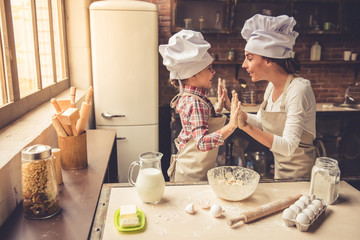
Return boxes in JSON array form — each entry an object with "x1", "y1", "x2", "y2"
[
  {"x1": 296, "y1": 212, "x2": 310, "y2": 224},
  {"x1": 307, "y1": 204, "x2": 320, "y2": 214},
  {"x1": 294, "y1": 200, "x2": 307, "y2": 210},
  {"x1": 199, "y1": 199, "x2": 211, "y2": 209},
  {"x1": 309, "y1": 195, "x2": 316, "y2": 201},
  {"x1": 185, "y1": 203, "x2": 195, "y2": 214},
  {"x1": 312, "y1": 199, "x2": 323, "y2": 210},
  {"x1": 303, "y1": 208, "x2": 315, "y2": 221},
  {"x1": 282, "y1": 208, "x2": 297, "y2": 220},
  {"x1": 299, "y1": 195, "x2": 311, "y2": 205},
  {"x1": 210, "y1": 204, "x2": 223, "y2": 218},
  {"x1": 289, "y1": 204, "x2": 301, "y2": 214}
]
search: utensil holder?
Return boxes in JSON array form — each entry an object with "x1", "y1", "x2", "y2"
[{"x1": 58, "y1": 131, "x2": 87, "y2": 170}]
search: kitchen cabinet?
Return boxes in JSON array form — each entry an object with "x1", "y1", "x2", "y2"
[
  {"x1": 171, "y1": 0, "x2": 357, "y2": 35},
  {"x1": 232, "y1": 0, "x2": 291, "y2": 32},
  {"x1": 171, "y1": 0, "x2": 232, "y2": 33},
  {"x1": 291, "y1": 0, "x2": 342, "y2": 34},
  {"x1": 0, "y1": 130, "x2": 117, "y2": 240}
]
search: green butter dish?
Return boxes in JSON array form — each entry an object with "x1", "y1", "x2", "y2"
[{"x1": 113, "y1": 208, "x2": 145, "y2": 232}]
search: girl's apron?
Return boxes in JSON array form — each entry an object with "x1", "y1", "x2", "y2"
[
  {"x1": 260, "y1": 75, "x2": 315, "y2": 179},
  {"x1": 168, "y1": 93, "x2": 226, "y2": 182}
]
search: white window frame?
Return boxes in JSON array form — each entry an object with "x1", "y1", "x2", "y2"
[{"x1": 0, "y1": 0, "x2": 69, "y2": 129}]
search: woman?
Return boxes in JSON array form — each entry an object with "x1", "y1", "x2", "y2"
[
  {"x1": 238, "y1": 14, "x2": 317, "y2": 179},
  {"x1": 159, "y1": 30, "x2": 240, "y2": 182}
]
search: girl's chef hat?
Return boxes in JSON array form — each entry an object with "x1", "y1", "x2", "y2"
[
  {"x1": 159, "y1": 30, "x2": 213, "y2": 80},
  {"x1": 241, "y1": 14, "x2": 299, "y2": 59}
]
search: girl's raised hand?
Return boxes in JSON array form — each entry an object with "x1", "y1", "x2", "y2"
[{"x1": 229, "y1": 90, "x2": 240, "y2": 130}]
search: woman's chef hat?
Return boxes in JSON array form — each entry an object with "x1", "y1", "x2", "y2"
[
  {"x1": 159, "y1": 30, "x2": 213, "y2": 80},
  {"x1": 241, "y1": 14, "x2": 299, "y2": 59}
]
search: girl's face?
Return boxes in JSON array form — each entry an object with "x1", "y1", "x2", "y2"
[
  {"x1": 242, "y1": 52, "x2": 270, "y2": 82},
  {"x1": 188, "y1": 65, "x2": 216, "y2": 89}
]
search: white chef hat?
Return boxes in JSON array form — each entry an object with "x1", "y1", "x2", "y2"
[
  {"x1": 159, "y1": 30, "x2": 213, "y2": 80},
  {"x1": 241, "y1": 14, "x2": 299, "y2": 59}
]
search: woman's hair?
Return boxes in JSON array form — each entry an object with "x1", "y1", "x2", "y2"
[{"x1": 262, "y1": 57, "x2": 301, "y2": 75}]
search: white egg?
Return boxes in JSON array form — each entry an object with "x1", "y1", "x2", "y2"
[
  {"x1": 296, "y1": 212, "x2": 310, "y2": 224},
  {"x1": 289, "y1": 204, "x2": 301, "y2": 214},
  {"x1": 299, "y1": 195, "x2": 311, "y2": 205},
  {"x1": 185, "y1": 203, "x2": 195, "y2": 214},
  {"x1": 210, "y1": 204, "x2": 223, "y2": 218},
  {"x1": 307, "y1": 204, "x2": 320, "y2": 214},
  {"x1": 303, "y1": 208, "x2": 315, "y2": 221},
  {"x1": 294, "y1": 200, "x2": 307, "y2": 210},
  {"x1": 312, "y1": 199, "x2": 323, "y2": 210},
  {"x1": 282, "y1": 208, "x2": 296, "y2": 219},
  {"x1": 199, "y1": 199, "x2": 211, "y2": 209},
  {"x1": 309, "y1": 195, "x2": 316, "y2": 201}
]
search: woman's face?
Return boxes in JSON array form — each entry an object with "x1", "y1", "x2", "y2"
[
  {"x1": 242, "y1": 52, "x2": 270, "y2": 82},
  {"x1": 189, "y1": 64, "x2": 216, "y2": 89}
]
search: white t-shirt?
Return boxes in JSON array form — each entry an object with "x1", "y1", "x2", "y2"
[{"x1": 246, "y1": 77, "x2": 316, "y2": 157}]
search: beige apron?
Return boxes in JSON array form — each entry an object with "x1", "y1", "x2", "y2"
[
  {"x1": 168, "y1": 93, "x2": 227, "y2": 182},
  {"x1": 261, "y1": 75, "x2": 315, "y2": 179}
]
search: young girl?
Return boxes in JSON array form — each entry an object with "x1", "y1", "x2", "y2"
[
  {"x1": 237, "y1": 14, "x2": 316, "y2": 179},
  {"x1": 159, "y1": 30, "x2": 240, "y2": 182}
]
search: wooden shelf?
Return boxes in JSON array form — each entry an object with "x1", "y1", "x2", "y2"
[
  {"x1": 213, "y1": 60, "x2": 360, "y2": 65},
  {"x1": 300, "y1": 60, "x2": 360, "y2": 65}
]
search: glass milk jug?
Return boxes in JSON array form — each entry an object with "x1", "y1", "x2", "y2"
[{"x1": 128, "y1": 152, "x2": 165, "y2": 204}]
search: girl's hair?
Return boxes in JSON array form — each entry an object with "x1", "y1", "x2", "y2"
[
  {"x1": 169, "y1": 78, "x2": 187, "y2": 89},
  {"x1": 169, "y1": 78, "x2": 180, "y2": 88},
  {"x1": 263, "y1": 57, "x2": 301, "y2": 75}
]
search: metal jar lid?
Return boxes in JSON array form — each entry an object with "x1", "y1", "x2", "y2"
[{"x1": 21, "y1": 144, "x2": 52, "y2": 160}]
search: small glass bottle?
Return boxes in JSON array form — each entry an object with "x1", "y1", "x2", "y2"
[
  {"x1": 199, "y1": 16, "x2": 205, "y2": 31},
  {"x1": 228, "y1": 48, "x2": 235, "y2": 61},
  {"x1": 21, "y1": 144, "x2": 60, "y2": 219},
  {"x1": 309, "y1": 157, "x2": 340, "y2": 205},
  {"x1": 310, "y1": 41, "x2": 321, "y2": 61}
]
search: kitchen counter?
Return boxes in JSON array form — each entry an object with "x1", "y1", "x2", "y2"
[
  {"x1": 91, "y1": 181, "x2": 360, "y2": 240},
  {"x1": 234, "y1": 103, "x2": 360, "y2": 113},
  {"x1": 0, "y1": 129, "x2": 117, "y2": 240}
]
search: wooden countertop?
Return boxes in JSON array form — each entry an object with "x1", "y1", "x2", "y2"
[
  {"x1": 0, "y1": 129, "x2": 116, "y2": 240},
  {"x1": 91, "y1": 181, "x2": 360, "y2": 240},
  {"x1": 235, "y1": 103, "x2": 360, "y2": 113}
]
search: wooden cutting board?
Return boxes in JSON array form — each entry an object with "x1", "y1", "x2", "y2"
[{"x1": 101, "y1": 181, "x2": 360, "y2": 240}]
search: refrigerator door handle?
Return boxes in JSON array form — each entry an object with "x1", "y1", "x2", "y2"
[
  {"x1": 101, "y1": 112, "x2": 126, "y2": 119},
  {"x1": 116, "y1": 137, "x2": 126, "y2": 140}
]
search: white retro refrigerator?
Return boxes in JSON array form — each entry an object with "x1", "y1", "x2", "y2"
[{"x1": 90, "y1": 1, "x2": 159, "y2": 182}]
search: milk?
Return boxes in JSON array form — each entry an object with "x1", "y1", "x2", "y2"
[{"x1": 135, "y1": 168, "x2": 165, "y2": 204}]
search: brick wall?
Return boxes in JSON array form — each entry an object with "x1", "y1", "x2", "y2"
[{"x1": 144, "y1": 0, "x2": 360, "y2": 106}]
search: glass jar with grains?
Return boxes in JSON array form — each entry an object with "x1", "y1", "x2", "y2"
[{"x1": 21, "y1": 144, "x2": 60, "y2": 219}]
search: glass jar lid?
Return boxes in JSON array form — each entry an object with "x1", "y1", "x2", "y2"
[
  {"x1": 315, "y1": 157, "x2": 338, "y2": 169},
  {"x1": 21, "y1": 144, "x2": 52, "y2": 160}
]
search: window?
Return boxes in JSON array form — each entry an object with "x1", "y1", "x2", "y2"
[{"x1": 0, "y1": 0, "x2": 69, "y2": 129}]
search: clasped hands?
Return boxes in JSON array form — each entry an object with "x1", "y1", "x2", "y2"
[{"x1": 215, "y1": 81, "x2": 247, "y2": 129}]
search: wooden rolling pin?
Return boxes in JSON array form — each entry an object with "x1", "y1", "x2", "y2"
[
  {"x1": 76, "y1": 86, "x2": 93, "y2": 134},
  {"x1": 51, "y1": 148, "x2": 63, "y2": 185},
  {"x1": 227, "y1": 194, "x2": 302, "y2": 227},
  {"x1": 51, "y1": 98, "x2": 73, "y2": 136},
  {"x1": 51, "y1": 115, "x2": 68, "y2": 137}
]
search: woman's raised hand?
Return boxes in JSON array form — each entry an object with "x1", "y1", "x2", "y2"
[{"x1": 230, "y1": 90, "x2": 247, "y2": 129}]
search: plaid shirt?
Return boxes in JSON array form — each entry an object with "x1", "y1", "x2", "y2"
[{"x1": 176, "y1": 85, "x2": 224, "y2": 152}]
